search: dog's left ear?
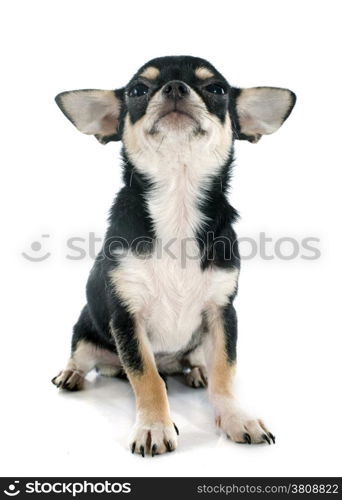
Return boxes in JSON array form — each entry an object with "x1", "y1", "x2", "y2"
[
  {"x1": 55, "y1": 89, "x2": 124, "y2": 144},
  {"x1": 232, "y1": 87, "x2": 296, "y2": 143}
]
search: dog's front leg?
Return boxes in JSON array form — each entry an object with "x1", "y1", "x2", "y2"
[
  {"x1": 205, "y1": 303, "x2": 275, "y2": 445},
  {"x1": 111, "y1": 312, "x2": 178, "y2": 457}
]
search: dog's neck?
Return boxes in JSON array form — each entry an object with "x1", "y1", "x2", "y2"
[{"x1": 121, "y1": 146, "x2": 237, "y2": 242}]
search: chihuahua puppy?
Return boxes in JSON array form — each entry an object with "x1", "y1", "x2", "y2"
[{"x1": 52, "y1": 56, "x2": 295, "y2": 457}]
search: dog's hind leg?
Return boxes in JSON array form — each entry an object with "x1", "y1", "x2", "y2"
[
  {"x1": 182, "y1": 344, "x2": 208, "y2": 389},
  {"x1": 52, "y1": 306, "x2": 121, "y2": 391}
]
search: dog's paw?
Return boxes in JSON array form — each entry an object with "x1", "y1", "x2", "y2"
[
  {"x1": 129, "y1": 420, "x2": 179, "y2": 457},
  {"x1": 51, "y1": 369, "x2": 84, "y2": 391},
  {"x1": 216, "y1": 404, "x2": 275, "y2": 445},
  {"x1": 185, "y1": 366, "x2": 208, "y2": 388}
]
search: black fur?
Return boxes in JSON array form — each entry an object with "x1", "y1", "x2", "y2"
[
  {"x1": 223, "y1": 303, "x2": 238, "y2": 363},
  {"x1": 126, "y1": 56, "x2": 230, "y2": 125}
]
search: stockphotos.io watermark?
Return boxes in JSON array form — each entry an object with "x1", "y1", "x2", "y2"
[
  {"x1": 21, "y1": 231, "x2": 321, "y2": 264},
  {"x1": 3, "y1": 480, "x2": 131, "y2": 496}
]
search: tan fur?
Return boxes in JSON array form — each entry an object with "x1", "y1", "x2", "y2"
[
  {"x1": 205, "y1": 305, "x2": 236, "y2": 398},
  {"x1": 139, "y1": 66, "x2": 160, "y2": 80},
  {"x1": 111, "y1": 318, "x2": 170, "y2": 422},
  {"x1": 129, "y1": 369, "x2": 170, "y2": 422},
  {"x1": 195, "y1": 67, "x2": 215, "y2": 80}
]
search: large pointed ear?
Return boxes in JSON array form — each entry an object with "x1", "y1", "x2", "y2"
[
  {"x1": 55, "y1": 88, "x2": 124, "y2": 144},
  {"x1": 232, "y1": 87, "x2": 296, "y2": 143}
]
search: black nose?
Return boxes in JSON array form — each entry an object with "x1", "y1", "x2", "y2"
[{"x1": 162, "y1": 80, "x2": 190, "y2": 100}]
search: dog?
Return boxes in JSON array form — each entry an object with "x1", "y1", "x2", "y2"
[{"x1": 52, "y1": 55, "x2": 296, "y2": 457}]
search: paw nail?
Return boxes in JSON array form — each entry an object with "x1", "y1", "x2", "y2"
[
  {"x1": 151, "y1": 444, "x2": 157, "y2": 457},
  {"x1": 165, "y1": 440, "x2": 173, "y2": 452},
  {"x1": 173, "y1": 423, "x2": 179, "y2": 435},
  {"x1": 244, "y1": 433, "x2": 251, "y2": 444},
  {"x1": 140, "y1": 446, "x2": 145, "y2": 457},
  {"x1": 269, "y1": 433, "x2": 276, "y2": 444},
  {"x1": 263, "y1": 433, "x2": 271, "y2": 445},
  {"x1": 131, "y1": 442, "x2": 136, "y2": 454}
]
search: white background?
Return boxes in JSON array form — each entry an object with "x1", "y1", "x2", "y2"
[{"x1": 1, "y1": 0, "x2": 341, "y2": 478}]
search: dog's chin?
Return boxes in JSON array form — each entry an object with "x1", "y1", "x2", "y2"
[{"x1": 150, "y1": 110, "x2": 202, "y2": 135}]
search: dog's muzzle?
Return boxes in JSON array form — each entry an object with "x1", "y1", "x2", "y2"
[{"x1": 149, "y1": 80, "x2": 203, "y2": 134}]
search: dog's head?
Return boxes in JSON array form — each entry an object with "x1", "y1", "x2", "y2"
[{"x1": 56, "y1": 55, "x2": 295, "y2": 174}]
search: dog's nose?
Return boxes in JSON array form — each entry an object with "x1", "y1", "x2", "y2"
[{"x1": 162, "y1": 80, "x2": 190, "y2": 100}]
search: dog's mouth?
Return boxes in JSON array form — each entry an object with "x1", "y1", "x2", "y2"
[
  {"x1": 159, "y1": 109, "x2": 195, "y2": 121},
  {"x1": 149, "y1": 106, "x2": 203, "y2": 135}
]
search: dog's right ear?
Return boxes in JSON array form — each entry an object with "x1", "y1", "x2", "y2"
[{"x1": 55, "y1": 89, "x2": 124, "y2": 144}]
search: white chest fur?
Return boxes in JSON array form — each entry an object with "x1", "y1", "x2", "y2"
[
  {"x1": 111, "y1": 250, "x2": 238, "y2": 353},
  {"x1": 110, "y1": 156, "x2": 238, "y2": 354}
]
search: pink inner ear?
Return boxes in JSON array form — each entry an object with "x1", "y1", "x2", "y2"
[
  {"x1": 56, "y1": 89, "x2": 121, "y2": 138},
  {"x1": 101, "y1": 113, "x2": 119, "y2": 136},
  {"x1": 236, "y1": 87, "x2": 294, "y2": 138},
  {"x1": 239, "y1": 112, "x2": 259, "y2": 134}
]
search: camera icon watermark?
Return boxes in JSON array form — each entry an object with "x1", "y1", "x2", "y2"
[
  {"x1": 21, "y1": 234, "x2": 51, "y2": 262},
  {"x1": 4, "y1": 480, "x2": 20, "y2": 496}
]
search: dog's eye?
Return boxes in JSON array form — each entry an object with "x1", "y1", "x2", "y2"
[
  {"x1": 205, "y1": 84, "x2": 226, "y2": 95},
  {"x1": 128, "y1": 84, "x2": 149, "y2": 97}
]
